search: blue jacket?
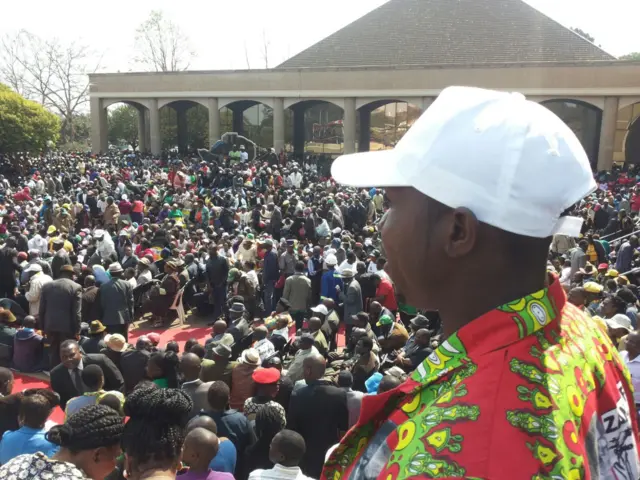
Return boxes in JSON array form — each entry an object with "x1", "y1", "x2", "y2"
[
  {"x1": 0, "y1": 427, "x2": 58, "y2": 464},
  {"x1": 321, "y1": 269, "x2": 344, "y2": 303},
  {"x1": 263, "y1": 250, "x2": 280, "y2": 283}
]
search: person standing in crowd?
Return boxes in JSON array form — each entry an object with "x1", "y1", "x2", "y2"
[
  {"x1": 99, "y1": 262, "x2": 134, "y2": 340},
  {"x1": 64, "y1": 363, "x2": 124, "y2": 418},
  {"x1": 230, "y1": 348, "x2": 261, "y2": 411},
  {"x1": 121, "y1": 387, "x2": 193, "y2": 480},
  {"x1": 23, "y1": 263, "x2": 52, "y2": 319},
  {"x1": 201, "y1": 344, "x2": 236, "y2": 386},
  {"x1": 50, "y1": 339, "x2": 124, "y2": 409},
  {"x1": 323, "y1": 86, "x2": 640, "y2": 479},
  {"x1": 247, "y1": 430, "x2": 313, "y2": 480},
  {"x1": 119, "y1": 336, "x2": 153, "y2": 394},
  {"x1": 179, "y1": 427, "x2": 235, "y2": 480},
  {"x1": 0, "y1": 404, "x2": 124, "y2": 480},
  {"x1": 0, "y1": 391, "x2": 60, "y2": 463},
  {"x1": 201, "y1": 381, "x2": 256, "y2": 466},
  {"x1": 206, "y1": 245, "x2": 229, "y2": 322},
  {"x1": 282, "y1": 261, "x2": 311, "y2": 330},
  {"x1": 288, "y1": 353, "x2": 348, "y2": 478},
  {"x1": 320, "y1": 255, "x2": 342, "y2": 304},
  {"x1": 39, "y1": 264, "x2": 82, "y2": 368},
  {"x1": 337, "y1": 269, "x2": 362, "y2": 338},
  {"x1": 262, "y1": 239, "x2": 280, "y2": 313},
  {"x1": 181, "y1": 352, "x2": 204, "y2": 417}
]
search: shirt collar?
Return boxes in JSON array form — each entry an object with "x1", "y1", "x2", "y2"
[
  {"x1": 406, "y1": 276, "x2": 565, "y2": 390},
  {"x1": 68, "y1": 359, "x2": 84, "y2": 372}
]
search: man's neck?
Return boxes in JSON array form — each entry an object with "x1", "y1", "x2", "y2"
[{"x1": 439, "y1": 271, "x2": 547, "y2": 338}]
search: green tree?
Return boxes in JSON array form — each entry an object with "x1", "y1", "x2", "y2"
[
  {"x1": 571, "y1": 27, "x2": 595, "y2": 43},
  {"x1": 0, "y1": 83, "x2": 59, "y2": 153},
  {"x1": 619, "y1": 52, "x2": 640, "y2": 61},
  {"x1": 108, "y1": 105, "x2": 139, "y2": 149}
]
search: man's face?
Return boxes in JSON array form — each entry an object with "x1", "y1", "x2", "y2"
[
  {"x1": 60, "y1": 344, "x2": 82, "y2": 369},
  {"x1": 124, "y1": 246, "x2": 132, "y2": 257}
]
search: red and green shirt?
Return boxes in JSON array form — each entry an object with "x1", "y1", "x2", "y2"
[{"x1": 322, "y1": 277, "x2": 640, "y2": 479}]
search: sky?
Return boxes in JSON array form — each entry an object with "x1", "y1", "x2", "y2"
[{"x1": 1, "y1": 0, "x2": 638, "y2": 73}]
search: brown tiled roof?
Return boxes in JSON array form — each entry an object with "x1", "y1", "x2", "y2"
[{"x1": 277, "y1": 0, "x2": 614, "y2": 68}]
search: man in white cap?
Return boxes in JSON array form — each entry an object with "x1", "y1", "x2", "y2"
[
  {"x1": 239, "y1": 145, "x2": 248, "y2": 162},
  {"x1": 24, "y1": 263, "x2": 52, "y2": 317},
  {"x1": 322, "y1": 87, "x2": 640, "y2": 479},
  {"x1": 99, "y1": 263, "x2": 134, "y2": 341}
]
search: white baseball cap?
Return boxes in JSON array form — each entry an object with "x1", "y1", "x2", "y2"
[{"x1": 331, "y1": 86, "x2": 596, "y2": 238}]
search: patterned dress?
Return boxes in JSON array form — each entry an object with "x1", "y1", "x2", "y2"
[
  {"x1": 0, "y1": 452, "x2": 87, "y2": 479},
  {"x1": 322, "y1": 277, "x2": 640, "y2": 479}
]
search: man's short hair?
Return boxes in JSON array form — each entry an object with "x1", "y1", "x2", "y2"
[
  {"x1": 274, "y1": 429, "x2": 306, "y2": 464},
  {"x1": 337, "y1": 371, "x2": 353, "y2": 388},
  {"x1": 81, "y1": 364, "x2": 104, "y2": 390},
  {"x1": 207, "y1": 381, "x2": 230, "y2": 410}
]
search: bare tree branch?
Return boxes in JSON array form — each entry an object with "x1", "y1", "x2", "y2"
[
  {"x1": 0, "y1": 30, "x2": 101, "y2": 143},
  {"x1": 244, "y1": 40, "x2": 251, "y2": 69},
  {"x1": 133, "y1": 10, "x2": 194, "y2": 72},
  {"x1": 261, "y1": 30, "x2": 271, "y2": 69}
]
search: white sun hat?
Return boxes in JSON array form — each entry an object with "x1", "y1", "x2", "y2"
[{"x1": 331, "y1": 86, "x2": 596, "y2": 238}]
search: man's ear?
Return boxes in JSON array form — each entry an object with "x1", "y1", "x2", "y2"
[{"x1": 443, "y1": 208, "x2": 478, "y2": 259}]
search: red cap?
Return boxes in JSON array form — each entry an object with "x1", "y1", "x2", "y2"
[
  {"x1": 598, "y1": 263, "x2": 609, "y2": 270},
  {"x1": 147, "y1": 332, "x2": 161, "y2": 345},
  {"x1": 252, "y1": 367, "x2": 281, "y2": 385}
]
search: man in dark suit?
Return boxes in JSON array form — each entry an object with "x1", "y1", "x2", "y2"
[
  {"x1": 99, "y1": 263, "x2": 134, "y2": 340},
  {"x1": 50, "y1": 339, "x2": 124, "y2": 409},
  {"x1": 287, "y1": 353, "x2": 348, "y2": 478},
  {"x1": 120, "y1": 245, "x2": 138, "y2": 271},
  {"x1": 39, "y1": 265, "x2": 82, "y2": 368},
  {"x1": 180, "y1": 352, "x2": 204, "y2": 417},
  {"x1": 119, "y1": 336, "x2": 152, "y2": 393},
  {"x1": 81, "y1": 275, "x2": 101, "y2": 325}
]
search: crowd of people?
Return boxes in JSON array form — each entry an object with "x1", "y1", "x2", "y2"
[
  {"x1": 0, "y1": 146, "x2": 433, "y2": 479},
  {"x1": 0, "y1": 86, "x2": 640, "y2": 478}
]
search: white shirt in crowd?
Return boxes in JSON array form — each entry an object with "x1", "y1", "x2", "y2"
[
  {"x1": 137, "y1": 270, "x2": 153, "y2": 286},
  {"x1": 337, "y1": 260, "x2": 357, "y2": 275},
  {"x1": 246, "y1": 270, "x2": 259, "y2": 289},
  {"x1": 620, "y1": 350, "x2": 640, "y2": 405},
  {"x1": 248, "y1": 464, "x2": 313, "y2": 480},
  {"x1": 27, "y1": 235, "x2": 48, "y2": 255},
  {"x1": 25, "y1": 271, "x2": 53, "y2": 316},
  {"x1": 240, "y1": 150, "x2": 249, "y2": 162}
]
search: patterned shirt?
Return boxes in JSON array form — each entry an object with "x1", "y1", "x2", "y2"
[
  {"x1": 322, "y1": 277, "x2": 640, "y2": 479},
  {"x1": 0, "y1": 452, "x2": 88, "y2": 479}
]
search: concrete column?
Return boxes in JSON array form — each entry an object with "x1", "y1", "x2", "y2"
[
  {"x1": 421, "y1": 97, "x2": 435, "y2": 112},
  {"x1": 208, "y1": 98, "x2": 220, "y2": 147},
  {"x1": 232, "y1": 108, "x2": 244, "y2": 135},
  {"x1": 149, "y1": 98, "x2": 161, "y2": 156},
  {"x1": 273, "y1": 97, "x2": 285, "y2": 153},
  {"x1": 176, "y1": 107, "x2": 188, "y2": 154},
  {"x1": 343, "y1": 97, "x2": 357, "y2": 154},
  {"x1": 138, "y1": 109, "x2": 147, "y2": 152},
  {"x1": 293, "y1": 106, "x2": 305, "y2": 155},
  {"x1": 358, "y1": 109, "x2": 371, "y2": 152},
  {"x1": 597, "y1": 96, "x2": 619, "y2": 171},
  {"x1": 90, "y1": 97, "x2": 108, "y2": 154}
]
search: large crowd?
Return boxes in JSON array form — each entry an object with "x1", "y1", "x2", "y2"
[{"x1": 0, "y1": 86, "x2": 638, "y2": 479}]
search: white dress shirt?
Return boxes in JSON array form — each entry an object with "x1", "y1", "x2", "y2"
[
  {"x1": 620, "y1": 350, "x2": 640, "y2": 405},
  {"x1": 248, "y1": 464, "x2": 313, "y2": 480}
]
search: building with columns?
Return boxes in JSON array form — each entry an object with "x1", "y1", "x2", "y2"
[{"x1": 90, "y1": 0, "x2": 640, "y2": 171}]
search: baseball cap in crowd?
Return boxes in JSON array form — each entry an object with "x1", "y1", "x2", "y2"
[
  {"x1": 311, "y1": 304, "x2": 329, "y2": 316},
  {"x1": 376, "y1": 314, "x2": 394, "y2": 327},
  {"x1": 605, "y1": 269, "x2": 619, "y2": 278},
  {"x1": 331, "y1": 86, "x2": 596, "y2": 238},
  {"x1": 605, "y1": 314, "x2": 632, "y2": 333},
  {"x1": 583, "y1": 281, "x2": 604, "y2": 294}
]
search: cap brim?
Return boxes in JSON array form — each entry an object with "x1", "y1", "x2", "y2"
[{"x1": 331, "y1": 149, "x2": 409, "y2": 188}]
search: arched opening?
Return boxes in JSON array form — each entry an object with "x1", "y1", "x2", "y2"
[
  {"x1": 159, "y1": 100, "x2": 209, "y2": 153},
  {"x1": 287, "y1": 100, "x2": 345, "y2": 156},
  {"x1": 616, "y1": 103, "x2": 640, "y2": 165},
  {"x1": 221, "y1": 100, "x2": 277, "y2": 149},
  {"x1": 540, "y1": 99, "x2": 602, "y2": 169},
  {"x1": 106, "y1": 101, "x2": 148, "y2": 152},
  {"x1": 358, "y1": 100, "x2": 422, "y2": 152}
]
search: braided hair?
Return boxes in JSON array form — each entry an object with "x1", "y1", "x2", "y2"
[
  {"x1": 255, "y1": 404, "x2": 286, "y2": 440},
  {"x1": 122, "y1": 386, "x2": 193, "y2": 472},
  {"x1": 46, "y1": 405, "x2": 124, "y2": 453}
]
